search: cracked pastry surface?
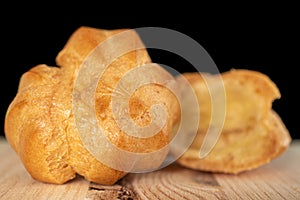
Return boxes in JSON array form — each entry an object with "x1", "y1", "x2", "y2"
[{"x1": 5, "y1": 27, "x2": 180, "y2": 184}]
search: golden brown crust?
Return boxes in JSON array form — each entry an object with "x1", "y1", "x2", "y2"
[
  {"x1": 5, "y1": 26, "x2": 180, "y2": 184},
  {"x1": 179, "y1": 70, "x2": 281, "y2": 134},
  {"x1": 5, "y1": 65, "x2": 75, "y2": 184},
  {"x1": 176, "y1": 70, "x2": 291, "y2": 174},
  {"x1": 177, "y1": 110, "x2": 291, "y2": 174}
]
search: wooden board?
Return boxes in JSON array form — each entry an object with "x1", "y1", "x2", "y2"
[{"x1": 1, "y1": 137, "x2": 300, "y2": 199}]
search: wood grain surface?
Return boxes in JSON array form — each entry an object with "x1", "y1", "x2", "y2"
[{"x1": 1, "y1": 138, "x2": 299, "y2": 200}]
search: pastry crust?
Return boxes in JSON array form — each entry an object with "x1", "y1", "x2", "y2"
[
  {"x1": 5, "y1": 27, "x2": 180, "y2": 184},
  {"x1": 176, "y1": 70, "x2": 291, "y2": 174}
]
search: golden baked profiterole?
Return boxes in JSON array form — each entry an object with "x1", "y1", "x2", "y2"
[
  {"x1": 5, "y1": 26, "x2": 180, "y2": 184},
  {"x1": 176, "y1": 70, "x2": 291, "y2": 174}
]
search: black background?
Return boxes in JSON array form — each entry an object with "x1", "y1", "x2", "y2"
[{"x1": 1, "y1": 5, "x2": 298, "y2": 139}]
